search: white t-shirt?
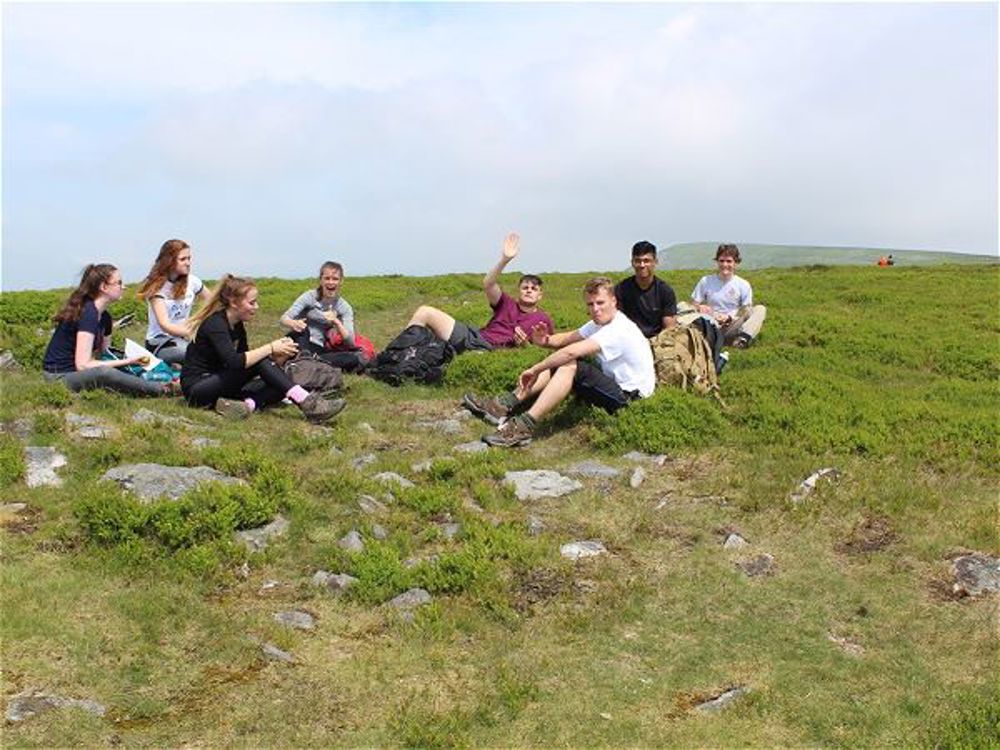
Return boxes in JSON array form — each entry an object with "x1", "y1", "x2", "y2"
[
  {"x1": 145, "y1": 274, "x2": 204, "y2": 340},
  {"x1": 578, "y1": 311, "x2": 656, "y2": 398},
  {"x1": 691, "y1": 274, "x2": 753, "y2": 316}
]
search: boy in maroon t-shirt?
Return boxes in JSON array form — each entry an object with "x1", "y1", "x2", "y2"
[{"x1": 406, "y1": 233, "x2": 554, "y2": 353}]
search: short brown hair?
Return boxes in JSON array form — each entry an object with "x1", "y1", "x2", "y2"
[
  {"x1": 583, "y1": 276, "x2": 614, "y2": 297},
  {"x1": 715, "y1": 244, "x2": 741, "y2": 263}
]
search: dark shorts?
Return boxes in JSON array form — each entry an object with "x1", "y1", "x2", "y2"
[
  {"x1": 572, "y1": 360, "x2": 639, "y2": 413},
  {"x1": 448, "y1": 321, "x2": 495, "y2": 354}
]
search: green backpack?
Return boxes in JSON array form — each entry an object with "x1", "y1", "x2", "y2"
[{"x1": 649, "y1": 325, "x2": 721, "y2": 398}]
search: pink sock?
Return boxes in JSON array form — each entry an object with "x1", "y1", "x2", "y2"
[
  {"x1": 243, "y1": 398, "x2": 257, "y2": 412},
  {"x1": 286, "y1": 385, "x2": 309, "y2": 404}
]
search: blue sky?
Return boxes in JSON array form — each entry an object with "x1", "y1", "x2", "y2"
[{"x1": 2, "y1": 2, "x2": 997, "y2": 291}]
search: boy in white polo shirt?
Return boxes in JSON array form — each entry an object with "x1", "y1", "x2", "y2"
[
  {"x1": 463, "y1": 277, "x2": 655, "y2": 448},
  {"x1": 690, "y1": 244, "x2": 767, "y2": 348}
]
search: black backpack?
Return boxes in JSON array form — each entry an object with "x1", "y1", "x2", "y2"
[{"x1": 369, "y1": 325, "x2": 455, "y2": 386}]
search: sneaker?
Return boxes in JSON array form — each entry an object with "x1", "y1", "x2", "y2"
[
  {"x1": 215, "y1": 397, "x2": 251, "y2": 420},
  {"x1": 734, "y1": 333, "x2": 753, "y2": 349},
  {"x1": 482, "y1": 417, "x2": 534, "y2": 448},
  {"x1": 462, "y1": 392, "x2": 511, "y2": 426},
  {"x1": 298, "y1": 393, "x2": 347, "y2": 423}
]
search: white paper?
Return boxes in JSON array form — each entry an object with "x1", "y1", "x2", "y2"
[{"x1": 124, "y1": 338, "x2": 162, "y2": 371}]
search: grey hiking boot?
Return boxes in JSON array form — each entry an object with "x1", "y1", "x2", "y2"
[
  {"x1": 462, "y1": 393, "x2": 511, "y2": 426},
  {"x1": 215, "y1": 397, "x2": 251, "y2": 420},
  {"x1": 482, "y1": 417, "x2": 534, "y2": 448},
  {"x1": 298, "y1": 392, "x2": 346, "y2": 423}
]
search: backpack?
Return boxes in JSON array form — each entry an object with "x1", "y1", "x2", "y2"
[
  {"x1": 369, "y1": 325, "x2": 455, "y2": 386},
  {"x1": 325, "y1": 329, "x2": 377, "y2": 362},
  {"x1": 649, "y1": 325, "x2": 720, "y2": 397},
  {"x1": 282, "y1": 351, "x2": 344, "y2": 393}
]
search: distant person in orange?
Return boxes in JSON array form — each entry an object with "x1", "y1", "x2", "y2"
[{"x1": 877, "y1": 255, "x2": 890, "y2": 267}]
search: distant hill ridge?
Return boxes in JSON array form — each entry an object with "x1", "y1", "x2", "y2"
[{"x1": 657, "y1": 243, "x2": 997, "y2": 270}]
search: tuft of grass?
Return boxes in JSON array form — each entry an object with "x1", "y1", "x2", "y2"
[{"x1": 0, "y1": 433, "x2": 26, "y2": 487}]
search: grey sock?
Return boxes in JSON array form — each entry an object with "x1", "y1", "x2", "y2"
[{"x1": 498, "y1": 391, "x2": 519, "y2": 410}]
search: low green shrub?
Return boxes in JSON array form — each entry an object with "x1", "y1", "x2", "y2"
[
  {"x1": 397, "y1": 484, "x2": 461, "y2": 517},
  {"x1": 587, "y1": 388, "x2": 727, "y2": 452},
  {"x1": 443, "y1": 348, "x2": 540, "y2": 393},
  {"x1": 347, "y1": 541, "x2": 411, "y2": 604}
]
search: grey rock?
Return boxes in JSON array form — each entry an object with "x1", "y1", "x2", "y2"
[
  {"x1": 438, "y1": 522, "x2": 460, "y2": 540},
  {"x1": 191, "y1": 437, "x2": 221, "y2": 449},
  {"x1": 629, "y1": 467, "x2": 647, "y2": 488},
  {"x1": 0, "y1": 350, "x2": 20, "y2": 371},
  {"x1": 723, "y1": 533, "x2": 749, "y2": 549},
  {"x1": 2, "y1": 418, "x2": 33, "y2": 441},
  {"x1": 358, "y1": 494, "x2": 387, "y2": 514},
  {"x1": 234, "y1": 515, "x2": 289, "y2": 552},
  {"x1": 560, "y1": 540, "x2": 607, "y2": 560},
  {"x1": 789, "y1": 467, "x2": 842, "y2": 503},
  {"x1": 623, "y1": 450, "x2": 668, "y2": 466},
  {"x1": 737, "y1": 553, "x2": 775, "y2": 577},
  {"x1": 451, "y1": 409, "x2": 473, "y2": 421},
  {"x1": 236, "y1": 562, "x2": 251, "y2": 580},
  {"x1": 25, "y1": 446, "x2": 67, "y2": 488},
  {"x1": 358, "y1": 422, "x2": 375, "y2": 433},
  {"x1": 654, "y1": 497, "x2": 670, "y2": 511},
  {"x1": 390, "y1": 588, "x2": 432, "y2": 609},
  {"x1": 827, "y1": 633, "x2": 865, "y2": 657},
  {"x1": 259, "y1": 579, "x2": 281, "y2": 592},
  {"x1": 453, "y1": 441, "x2": 487, "y2": 454},
  {"x1": 132, "y1": 408, "x2": 199, "y2": 429},
  {"x1": 311, "y1": 570, "x2": 359, "y2": 593},
  {"x1": 371, "y1": 523, "x2": 389, "y2": 540},
  {"x1": 952, "y1": 553, "x2": 1000, "y2": 597},
  {"x1": 694, "y1": 686, "x2": 749, "y2": 713},
  {"x1": 5, "y1": 691, "x2": 106, "y2": 722},
  {"x1": 504, "y1": 470, "x2": 583, "y2": 501},
  {"x1": 102, "y1": 463, "x2": 241, "y2": 503},
  {"x1": 261, "y1": 642, "x2": 295, "y2": 663},
  {"x1": 339, "y1": 529, "x2": 365, "y2": 553},
  {"x1": 65, "y1": 413, "x2": 112, "y2": 439},
  {"x1": 418, "y1": 418, "x2": 464, "y2": 435},
  {"x1": 567, "y1": 460, "x2": 620, "y2": 478},
  {"x1": 273, "y1": 610, "x2": 315, "y2": 631},
  {"x1": 374, "y1": 471, "x2": 415, "y2": 489},
  {"x1": 411, "y1": 459, "x2": 434, "y2": 473},
  {"x1": 351, "y1": 453, "x2": 377, "y2": 470},
  {"x1": 527, "y1": 515, "x2": 546, "y2": 536},
  {"x1": 1, "y1": 502, "x2": 28, "y2": 515}
]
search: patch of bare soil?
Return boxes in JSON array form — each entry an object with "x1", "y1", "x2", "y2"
[
  {"x1": 512, "y1": 568, "x2": 569, "y2": 613},
  {"x1": 836, "y1": 515, "x2": 898, "y2": 555}
]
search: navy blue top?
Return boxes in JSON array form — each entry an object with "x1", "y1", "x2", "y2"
[{"x1": 42, "y1": 300, "x2": 112, "y2": 373}]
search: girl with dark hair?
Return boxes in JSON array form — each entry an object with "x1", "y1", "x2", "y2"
[
  {"x1": 279, "y1": 261, "x2": 369, "y2": 371},
  {"x1": 42, "y1": 264, "x2": 170, "y2": 396},
  {"x1": 137, "y1": 239, "x2": 210, "y2": 364},
  {"x1": 182, "y1": 275, "x2": 346, "y2": 422}
]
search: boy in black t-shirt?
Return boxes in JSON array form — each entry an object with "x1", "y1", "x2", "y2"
[{"x1": 614, "y1": 241, "x2": 677, "y2": 338}]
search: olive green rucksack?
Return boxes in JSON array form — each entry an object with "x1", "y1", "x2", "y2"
[{"x1": 649, "y1": 325, "x2": 721, "y2": 398}]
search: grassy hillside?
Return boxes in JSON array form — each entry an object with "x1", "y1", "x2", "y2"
[
  {"x1": 662, "y1": 243, "x2": 998, "y2": 270},
  {"x1": 0, "y1": 264, "x2": 997, "y2": 747}
]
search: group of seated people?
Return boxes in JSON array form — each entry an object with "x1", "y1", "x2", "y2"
[{"x1": 39, "y1": 236, "x2": 766, "y2": 441}]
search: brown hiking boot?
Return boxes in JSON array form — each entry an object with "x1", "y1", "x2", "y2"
[
  {"x1": 215, "y1": 397, "x2": 252, "y2": 420},
  {"x1": 298, "y1": 392, "x2": 347, "y2": 423},
  {"x1": 462, "y1": 393, "x2": 511, "y2": 426},
  {"x1": 482, "y1": 417, "x2": 533, "y2": 448}
]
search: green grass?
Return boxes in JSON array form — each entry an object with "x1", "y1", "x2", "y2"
[{"x1": 0, "y1": 262, "x2": 997, "y2": 747}]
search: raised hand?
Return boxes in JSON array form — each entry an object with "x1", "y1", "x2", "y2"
[{"x1": 502, "y1": 232, "x2": 520, "y2": 261}]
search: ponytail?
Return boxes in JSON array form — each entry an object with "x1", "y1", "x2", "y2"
[
  {"x1": 187, "y1": 274, "x2": 256, "y2": 337},
  {"x1": 53, "y1": 263, "x2": 117, "y2": 324}
]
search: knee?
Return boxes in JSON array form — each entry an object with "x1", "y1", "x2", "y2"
[{"x1": 412, "y1": 305, "x2": 437, "y2": 321}]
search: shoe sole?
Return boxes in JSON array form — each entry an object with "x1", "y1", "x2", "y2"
[
  {"x1": 215, "y1": 399, "x2": 250, "y2": 420},
  {"x1": 482, "y1": 434, "x2": 532, "y2": 448},
  {"x1": 462, "y1": 393, "x2": 504, "y2": 426},
  {"x1": 305, "y1": 399, "x2": 347, "y2": 424}
]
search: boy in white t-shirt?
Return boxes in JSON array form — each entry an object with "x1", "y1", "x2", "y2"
[
  {"x1": 463, "y1": 277, "x2": 655, "y2": 448},
  {"x1": 690, "y1": 244, "x2": 767, "y2": 349}
]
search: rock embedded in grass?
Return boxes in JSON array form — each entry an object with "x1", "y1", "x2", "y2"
[
  {"x1": 694, "y1": 686, "x2": 749, "y2": 713},
  {"x1": 566, "y1": 460, "x2": 620, "y2": 478},
  {"x1": 560, "y1": 540, "x2": 607, "y2": 560},
  {"x1": 789, "y1": 467, "x2": 841, "y2": 503},
  {"x1": 527, "y1": 516, "x2": 545, "y2": 536},
  {"x1": 374, "y1": 471, "x2": 415, "y2": 489},
  {"x1": 274, "y1": 610, "x2": 316, "y2": 631},
  {"x1": 504, "y1": 470, "x2": 583, "y2": 501},
  {"x1": 191, "y1": 437, "x2": 221, "y2": 448},
  {"x1": 454, "y1": 441, "x2": 487, "y2": 454},
  {"x1": 418, "y1": 418, "x2": 464, "y2": 434},
  {"x1": 722, "y1": 532, "x2": 749, "y2": 549},
  {"x1": 101, "y1": 463, "x2": 242, "y2": 502},
  {"x1": 0, "y1": 350, "x2": 20, "y2": 371},
  {"x1": 629, "y1": 467, "x2": 647, "y2": 488},
  {"x1": 339, "y1": 529, "x2": 365, "y2": 552},
  {"x1": 390, "y1": 588, "x2": 432, "y2": 609},
  {"x1": 952, "y1": 553, "x2": 1000, "y2": 597},
  {"x1": 65, "y1": 413, "x2": 112, "y2": 439},
  {"x1": 622, "y1": 451, "x2": 668, "y2": 466},
  {"x1": 2, "y1": 418, "x2": 33, "y2": 441},
  {"x1": 234, "y1": 515, "x2": 289, "y2": 552},
  {"x1": 24, "y1": 446, "x2": 67, "y2": 487},
  {"x1": 312, "y1": 570, "x2": 358, "y2": 594},
  {"x1": 357, "y1": 495, "x2": 387, "y2": 514},
  {"x1": 371, "y1": 523, "x2": 389, "y2": 540},
  {"x1": 736, "y1": 553, "x2": 775, "y2": 577},
  {"x1": 351, "y1": 453, "x2": 377, "y2": 470},
  {"x1": 5, "y1": 691, "x2": 106, "y2": 723},
  {"x1": 261, "y1": 642, "x2": 295, "y2": 663}
]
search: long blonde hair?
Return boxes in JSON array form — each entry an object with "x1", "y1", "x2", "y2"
[{"x1": 187, "y1": 274, "x2": 256, "y2": 337}]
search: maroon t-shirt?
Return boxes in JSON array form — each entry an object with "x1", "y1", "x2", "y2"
[{"x1": 479, "y1": 292, "x2": 554, "y2": 347}]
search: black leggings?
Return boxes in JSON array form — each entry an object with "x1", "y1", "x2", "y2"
[
  {"x1": 290, "y1": 331, "x2": 369, "y2": 372},
  {"x1": 182, "y1": 359, "x2": 295, "y2": 409}
]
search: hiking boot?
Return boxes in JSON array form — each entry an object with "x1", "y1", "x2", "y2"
[
  {"x1": 733, "y1": 332, "x2": 753, "y2": 349},
  {"x1": 462, "y1": 392, "x2": 511, "y2": 426},
  {"x1": 298, "y1": 392, "x2": 347, "y2": 423},
  {"x1": 482, "y1": 417, "x2": 534, "y2": 448},
  {"x1": 215, "y1": 397, "x2": 251, "y2": 420}
]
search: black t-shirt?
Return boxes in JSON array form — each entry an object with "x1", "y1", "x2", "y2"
[
  {"x1": 181, "y1": 311, "x2": 248, "y2": 385},
  {"x1": 614, "y1": 276, "x2": 677, "y2": 338},
  {"x1": 42, "y1": 300, "x2": 112, "y2": 373}
]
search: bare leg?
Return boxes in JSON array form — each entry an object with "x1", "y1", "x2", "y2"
[
  {"x1": 525, "y1": 362, "x2": 576, "y2": 421},
  {"x1": 407, "y1": 305, "x2": 457, "y2": 342}
]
